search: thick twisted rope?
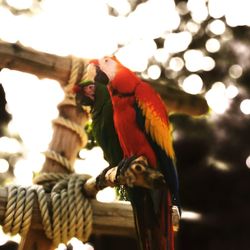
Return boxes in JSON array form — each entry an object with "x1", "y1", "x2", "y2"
[
  {"x1": 43, "y1": 56, "x2": 87, "y2": 174},
  {"x1": 3, "y1": 174, "x2": 92, "y2": 246},
  {"x1": 64, "y1": 56, "x2": 86, "y2": 94},
  {"x1": 2, "y1": 57, "x2": 93, "y2": 246},
  {"x1": 44, "y1": 150, "x2": 73, "y2": 172},
  {"x1": 53, "y1": 117, "x2": 87, "y2": 147}
]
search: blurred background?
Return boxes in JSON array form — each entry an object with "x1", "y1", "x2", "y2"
[{"x1": 0, "y1": 0, "x2": 250, "y2": 249}]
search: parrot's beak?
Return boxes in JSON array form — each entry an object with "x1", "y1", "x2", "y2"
[{"x1": 88, "y1": 60, "x2": 110, "y2": 85}]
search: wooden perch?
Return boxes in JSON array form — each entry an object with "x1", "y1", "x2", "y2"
[
  {"x1": 0, "y1": 188, "x2": 136, "y2": 237},
  {"x1": 0, "y1": 41, "x2": 208, "y2": 116},
  {"x1": 84, "y1": 156, "x2": 166, "y2": 197}
]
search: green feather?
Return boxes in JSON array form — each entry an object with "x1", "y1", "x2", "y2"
[{"x1": 91, "y1": 83, "x2": 123, "y2": 167}]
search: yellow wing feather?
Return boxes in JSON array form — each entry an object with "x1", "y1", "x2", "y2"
[{"x1": 138, "y1": 100, "x2": 175, "y2": 159}]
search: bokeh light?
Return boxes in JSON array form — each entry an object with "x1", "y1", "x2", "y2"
[
  {"x1": 76, "y1": 147, "x2": 108, "y2": 177},
  {"x1": 208, "y1": 19, "x2": 226, "y2": 35},
  {"x1": 187, "y1": 0, "x2": 208, "y2": 23},
  {"x1": 205, "y1": 38, "x2": 221, "y2": 53},
  {"x1": 0, "y1": 159, "x2": 9, "y2": 173},
  {"x1": 225, "y1": 85, "x2": 239, "y2": 99},
  {"x1": 186, "y1": 20, "x2": 200, "y2": 34},
  {"x1": 164, "y1": 31, "x2": 192, "y2": 53},
  {"x1": 205, "y1": 82, "x2": 230, "y2": 114},
  {"x1": 147, "y1": 65, "x2": 161, "y2": 80},
  {"x1": 182, "y1": 74, "x2": 203, "y2": 95},
  {"x1": 153, "y1": 48, "x2": 169, "y2": 64},
  {"x1": 13, "y1": 159, "x2": 33, "y2": 185},
  {"x1": 208, "y1": 0, "x2": 225, "y2": 19},
  {"x1": 0, "y1": 136, "x2": 22, "y2": 154},
  {"x1": 181, "y1": 210, "x2": 202, "y2": 221},
  {"x1": 229, "y1": 64, "x2": 243, "y2": 79},
  {"x1": 202, "y1": 56, "x2": 215, "y2": 71},
  {"x1": 184, "y1": 49, "x2": 204, "y2": 72},
  {"x1": 169, "y1": 57, "x2": 184, "y2": 72},
  {"x1": 6, "y1": 0, "x2": 33, "y2": 10},
  {"x1": 96, "y1": 187, "x2": 116, "y2": 203},
  {"x1": 69, "y1": 238, "x2": 94, "y2": 250},
  {"x1": 240, "y1": 99, "x2": 250, "y2": 115},
  {"x1": 246, "y1": 155, "x2": 250, "y2": 169}
]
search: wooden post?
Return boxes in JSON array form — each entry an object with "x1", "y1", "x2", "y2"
[{"x1": 17, "y1": 57, "x2": 88, "y2": 249}]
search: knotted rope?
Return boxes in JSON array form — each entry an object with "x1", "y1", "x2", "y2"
[
  {"x1": 2, "y1": 56, "x2": 93, "y2": 247},
  {"x1": 3, "y1": 174, "x2": 92, "y2": 246}
]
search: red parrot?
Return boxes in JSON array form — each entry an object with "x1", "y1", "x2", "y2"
[{"x1": 89, "y1": 56, "x2": 180, "y2": 250}]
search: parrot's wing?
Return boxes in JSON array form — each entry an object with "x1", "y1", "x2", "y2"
[
  {"x1": 135, "y1": 82, "x2": 175, "y2": 159},
  {"x1": 135, "y1": 82, "x2": 180, "y2": 206}
]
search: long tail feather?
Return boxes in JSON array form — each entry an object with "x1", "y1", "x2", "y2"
[{"x1": 128, "y1": 187, "x2": 174, "y2": 250}]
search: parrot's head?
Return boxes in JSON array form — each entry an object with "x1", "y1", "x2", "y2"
[
  {"x1": 89, "y1": 56, "x2": 140, "y2": 94},
  {"x1": 73, "y1": 80, "x2": 96, "y2": 108}
]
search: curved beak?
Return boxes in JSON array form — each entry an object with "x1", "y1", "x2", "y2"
[{"x1": 88, "y1": 60, "x2": 110, "y2": 85}]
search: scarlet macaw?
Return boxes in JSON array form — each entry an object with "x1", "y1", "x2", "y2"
[{"x1": 88, "y1": 56, "x2": 181, "y2": 250}]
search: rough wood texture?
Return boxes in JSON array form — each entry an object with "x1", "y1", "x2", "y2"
[
  {"x1": 0, "y1": 188, "x2": 135, "y2": 237},
  {"x1": 0, "y1": 41, "x2": 71, "y2": 86},
  {"x1": 0, "y1": 41, "x2": 208, "y2": 115},
  {"x1": 19, "y1": 99, "x2": 89, "y2": 248}
]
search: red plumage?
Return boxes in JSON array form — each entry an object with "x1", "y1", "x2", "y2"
[{"x1": 91, "y1": 56, "x2": 180, "y2": 250}]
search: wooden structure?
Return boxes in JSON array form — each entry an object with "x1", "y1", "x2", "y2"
[{"x1": 0, "y1": 41, "x2": 208, "y2": 250}]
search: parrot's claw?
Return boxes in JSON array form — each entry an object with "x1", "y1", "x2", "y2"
[
  {"x1": 96, "y1": 165, "x2": 113, "y2": 190},
  {"x1": 115, "y1": 155, "x2": 138, "y2": 185}
]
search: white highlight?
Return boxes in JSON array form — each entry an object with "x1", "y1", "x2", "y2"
[
  {"x1": 240, "y1": 99, "x2": 250, "y2": 115},
  {"x1": 164, "y1": 31, "x2": 192, "y2": 53},
  {"x1": 182, "y1": 74, "x2": 203, "y2": 94},
  {"x1": 225, "y1": 85, "x2": 239, "y2": 99},
  {"x1": 208, "y1": 19, "x2": 226, "y2": 35},
  {"x1": 0, "y1": 159, "x2": 9, "y2": 173},
  {"x1": 246, "y1": 155, "x2": 250, "y2": 169},
  {"x1": 205, "y1": 82, "x2": 230, "y2": 114},
  {"x1": 181, "y1": 210, "x2": 202, "y2": 221},
  {"x1": 229, "y1": 64, "x2": 243, "y2": 79},
  {"x1": 169, "y1": 57, "x2": 184, "y2": 72},
  {"x1": 206, "y1": 38, "x2": 221, "y2": 53},
  {"x1": 96, "y1": 187, "x2": 116, "y2": 203},
  {"x1": 147, "y1": 65, "x2": 161, "y2": 80}
]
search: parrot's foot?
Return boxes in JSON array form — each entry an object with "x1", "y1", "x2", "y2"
[
  {"x1": 96, "y1": 165, "x2": 113, "y2": 190},
  {"x1": 115, "y1": 155, "x2": 138, "y2": 186}
]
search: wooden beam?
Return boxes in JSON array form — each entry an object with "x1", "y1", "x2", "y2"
[
  {"x1": 0, "y1": 188, "x2": 135, "y2": 237},
  {"x1": 0, "y1": 41, "x2": 208, "y2": 116}
]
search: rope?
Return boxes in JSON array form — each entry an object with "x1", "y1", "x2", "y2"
[
  {"x1": 2, "y1": 57, "x2": 92, "y2": 246},
  {"x1": 44, "y1": 57, "x2": 87, "y2": 175},
  {"x1": 44, "y1": 150, "x2": 73, "y2": 172},
  {"x1": 53, "y1": 117, "x2": 87, "y2": 147},
  {"x1": 3, "y1": 174, "x2": 92, "y2": 247},
  {"x1": 64, "y1": 56, "x2": 85, "y2": 94}
]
